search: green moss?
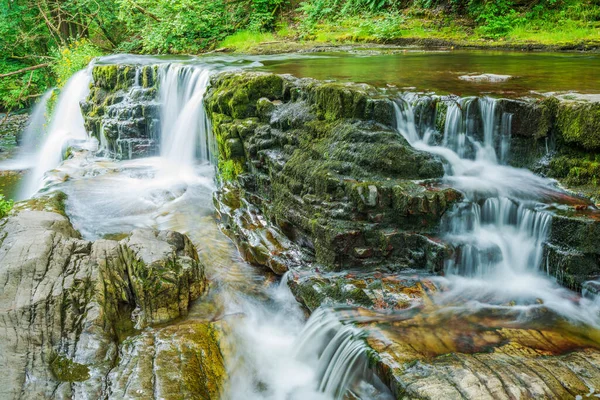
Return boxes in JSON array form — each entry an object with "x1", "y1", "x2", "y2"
[
  {"x1": 13, "y1": 191, "x2": 68, "y2": 216},
  {"x1": 205, "y1": 72, "x2": 284, "y2": 119},
  {"x1": 141, "y1": 65, "x2": 157, "y2": 88},
  {"x1": 92, "y1": 65, "x2": 118, "y2": 89},
  {"x1": 548, "y1": 155, "x2": 600, "y2": 199},
  {"x1": 556, "y1": 101, "x2": 600, "y2": 150},
  {"x1": 92, "y1": 65, "x2": 136, "y2": 91},
  {"x1": 311, "y1": 82, "x2": 371, "y2": 121},
  {"x1": 219, "y1": 159, "x2": 245, "y2": 182},
  {"x1": 50, "y1": 354, "x2": 90, "y2": 382}
]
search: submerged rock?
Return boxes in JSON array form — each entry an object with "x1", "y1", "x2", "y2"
[
  {"x1": 459, "y1": 73, "x2": 512, "y2": 82},
  {"x1": 0, "y1": 194, "x2": 222, "y2": 399}
]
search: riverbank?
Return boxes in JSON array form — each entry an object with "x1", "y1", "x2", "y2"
[{"x1": 217, "y1": 10, "x2": 600, "y2": 54}]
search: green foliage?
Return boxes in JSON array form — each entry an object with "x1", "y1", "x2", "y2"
[
  {"x1": 250, "y1": 0, "x2": 286, "y2": 31},
  {"x1": 469, "y1": 0, "x2": 524, "y2": 38},
  {"x1": 51, "y1": 40, "x2": 103, "y2": 87},
  {"x1": 358, "y1": 14, "x2": 404, "y2": 39},
  {"x1": 0, "y1": 195, "x2": 14, "y2": 219},
  {"x1": 116, "y1": 0, "x2": 248, "y2": 53},
  {"x1": 0, "y1": 61, "x2": 53, "y2": 110}
]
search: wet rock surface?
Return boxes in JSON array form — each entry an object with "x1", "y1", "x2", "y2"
[
  {"x1": 0, "y1": 193, "x2": 225, "y2": 399},
  {"x1": 363, "y1": 306, "x2": 600, "y2": 399},
  {"x1": 207, "y1": 71, "x2": 461, "y2": 272},
  {"x1": 81, "y1": 65, "x2": 160, "y2": 159}
]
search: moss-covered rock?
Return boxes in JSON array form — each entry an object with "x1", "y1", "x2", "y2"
[
  {"x1": 288, "y1": 270, "x2": 437, "y2": 311},
  {"x1": 207, "y1": 71, "x2": 459, "y2": 272},
  {"x1": 107, "y1": 321, "x2": 226, "y2": 399},
  {"x1": 498, "y1": 97, "x2": 557, "y2": 139},
  {"x1": 556, "y1": 100, "x2": 600, "y2": 151},
  {"x1": 82, "y1": 64, "x2": 160, "y2": 159}
]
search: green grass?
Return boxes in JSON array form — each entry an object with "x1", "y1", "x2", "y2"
[{"x1": 218, "y1": 30, "x2": 277, "y2": 52}]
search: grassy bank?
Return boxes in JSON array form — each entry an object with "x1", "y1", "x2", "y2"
[{"x1": 218, "y1": 4, "x2": 600, "y2": 54}]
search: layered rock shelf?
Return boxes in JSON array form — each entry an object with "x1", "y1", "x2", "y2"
[{"x1": 0, "y1": 193, "x2": 225, "y2": 399}]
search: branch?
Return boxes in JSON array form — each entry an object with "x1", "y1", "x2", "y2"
[
  {"x1": 127, "y1": 0, "x2": 162, "y2": 22},
  {"x1": 0, "y1": 63, "x2": 49, "y2": 79},
  {"x1": 36, "y1": 2, "x2": 65, "y2": 45}
]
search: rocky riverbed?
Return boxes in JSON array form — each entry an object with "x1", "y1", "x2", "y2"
[{"x1": 2, "y1": 56, "x2": 600, "y2": 399}]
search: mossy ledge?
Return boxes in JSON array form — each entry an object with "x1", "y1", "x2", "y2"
[{"x1": 208, "y1": 71, "x2": 461, "y2": 273}]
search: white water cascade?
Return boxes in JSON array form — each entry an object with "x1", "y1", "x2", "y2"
[
  {"x1": 18, "y1": 90, "x2": 54, "y2": 161},
  {"x1": 158, "y1": 64, "x2": 212, "y2": 170},
  {"x1": 19, "y1": 68, "x2": 93, "y2": 199},
  {"x1": 394, "y1": 95, "x2": 600, "y2": 326}
]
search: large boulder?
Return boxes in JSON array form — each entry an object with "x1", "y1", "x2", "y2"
[{"x1": 0, "y1": 194, "x2": 223, "y2": 399}]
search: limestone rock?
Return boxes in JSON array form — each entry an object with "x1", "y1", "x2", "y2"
[
  {"x1": 107, "y1": 321, "x2": 226, "y2": 399},
  {"x1": 0, "y1": 198, "x2": 210, "y2": 399}
]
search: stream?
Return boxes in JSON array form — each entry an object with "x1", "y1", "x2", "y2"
[{"x1": 2, "y1": 50, "x2": 600, "y2": 399}]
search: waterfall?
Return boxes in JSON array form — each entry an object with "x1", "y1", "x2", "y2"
[
  {"x1": 158, "y1": 64, "x2": 212, "y2": 168},
  {"x1": 394, "y1": 94, "x2": 552, "y2": 281},
  {"x1": 19, "y1": 69, "x2": 93, "y2": 199},
  {"x1": 19, "y1": 90, "x2": 54, "y2": 160},
  {"x1": 293, "y1": 308, "x2": 391, "y2": 400},
  {"x1": 0, "y1": 90, "x2": 54, "y2": 171}
]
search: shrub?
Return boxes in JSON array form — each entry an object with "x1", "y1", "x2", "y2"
[
  {"x1": 0, "y1": 194, "x2": 13, "y2": 218},
  {"x1": 51, "y1": 39, "x2": 103, "y2": 87}
]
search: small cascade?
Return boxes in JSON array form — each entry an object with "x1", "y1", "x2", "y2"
[
  {"x1": 444, "y1": 197, "x2": 551, "y2": 277},
  {"x1": 442, "y1": 97, "x2": 474, "y2": 159},
  {"x1": 19, "y1": 68, "x2": 93, "y2": 198},
  {"x1": 393, "y1": 93, "x2": 553, "y2": 280},
  {"x1": 158, "y1": 64, "x2": 212, "y2": 168},
  {"x1": 392, "y1": 99, "x2": 420, "y2": 144},
  {"x1": 500, "y1": 112, "x2": 512, "y2": 164},
  {"x1": 294, "y1": 308, "x2": 392, "y2": 400}
]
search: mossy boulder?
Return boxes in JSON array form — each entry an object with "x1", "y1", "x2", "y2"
[
  {"x1": 82, "y1": 65, "x2": 160, "y2": 159},
  {"x1": 498, "y1": 97, "x2": 557, "y2": 139},
  {"x1": 206, "y1": 72, "x2": 284, "y2": 119}
]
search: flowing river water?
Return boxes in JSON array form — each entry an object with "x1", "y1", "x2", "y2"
[{"x1": 3, "y1": 51, "x2": 600, "y2": 399}]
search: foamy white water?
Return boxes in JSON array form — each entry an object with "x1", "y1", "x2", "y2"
[
  {"x1": 394, "y1": 95, "x2": 600, "y2": 327},
  {"x1": 19, "y1": 69, "x2": 93, "y2": 198}
]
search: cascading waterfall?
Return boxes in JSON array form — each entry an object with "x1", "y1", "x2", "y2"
[
  {"x1": 394, "y1": 95, "x2": 552, "y2": 281},
  {"x1": 158, "y1": 64, "x2": 212, "y2": 169},
  {"x1": 293, "y1": 308, "x2": 378, "y2": 400},
  {"x1": 0, "y1": 89, "x2": 54, "y2": 171},
  {"x1": 394, "y1": 94, "x2": 600, "y2": 325},
  {"x1": 19, "y1": 68, "x2": 93, "y2": 199},
  {"x1": 18, "y1": 90, "x2": 54, "y2": 160}
]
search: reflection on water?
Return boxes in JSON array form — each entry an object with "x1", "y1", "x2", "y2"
[{"x1": 258, "y1": 50, "x2": 600, "y2": 96}]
